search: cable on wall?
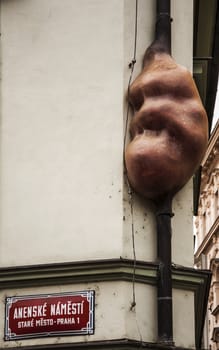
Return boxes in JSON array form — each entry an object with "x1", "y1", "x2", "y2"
[
  {"x1": 123, "y1": 0, "x2": 138, "y2": 311},
  {"x1": 123, "y1": 0, "x2": 138, "y2": 154}
]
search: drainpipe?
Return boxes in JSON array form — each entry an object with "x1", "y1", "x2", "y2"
[
  {"x1": 155, "y1": 0, "x2": 171, "y2": 54},
  {"x1": 156, "y1": 196, "x2": 174, "y2": 345},
  {"x1": 154, "y1": 0, "x2": 173, "y2": 345}
]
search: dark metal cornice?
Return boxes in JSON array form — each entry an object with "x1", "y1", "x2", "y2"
[
  {"x1": 0, "y1": 258, "x2": 157, "y2": 289},
  {"x1": 0, "y1": 258, "x2": 208, "y2": 291}
]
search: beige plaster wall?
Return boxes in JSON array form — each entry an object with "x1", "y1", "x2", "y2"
[
  {"x1": 0, "y1": 0, "x2": 124, "y2": 266},
  {"x1": 0, "y1": 0, "x2": 194, "y2": 268}
]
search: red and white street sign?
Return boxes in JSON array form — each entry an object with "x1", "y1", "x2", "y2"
[{"x1": 5, "y1": 291, "x2": 95, "y2": 340}]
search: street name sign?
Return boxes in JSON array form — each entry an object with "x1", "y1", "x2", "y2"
[{"x1": 5, "y1": 290, "x2": 95, "y2": 340}]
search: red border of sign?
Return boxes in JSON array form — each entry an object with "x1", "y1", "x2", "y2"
[{"x1": 5, "y1": 290, "x2": 95, "y2": 341}]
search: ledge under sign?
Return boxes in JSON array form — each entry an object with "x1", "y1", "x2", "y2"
[{"x1": 5, "y1": 290, "x2": 95, "y2": 340}]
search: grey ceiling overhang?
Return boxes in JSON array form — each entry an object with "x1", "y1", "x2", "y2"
[{"x1": 193, "y1": 0, "x2": 219, "y2": 131}]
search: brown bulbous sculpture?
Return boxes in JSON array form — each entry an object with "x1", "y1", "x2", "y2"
[{"x1": 125, "y1": 45, "x2": 208, "y2": 201}]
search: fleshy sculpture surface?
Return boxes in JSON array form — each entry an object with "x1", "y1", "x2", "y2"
[{"x1": 125, "y1": 44, "x2": 208, "y2": 201}]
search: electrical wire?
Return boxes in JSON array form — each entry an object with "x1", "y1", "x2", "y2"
[
  {"x1": 123, "y1": 0, "x2": 138, "y2": 154},
  {"x1": 123, "y1": 0, "x2": 138, "y2": 310}
]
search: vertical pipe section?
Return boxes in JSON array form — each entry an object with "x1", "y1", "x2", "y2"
[
  {"x1": 156, "y1": 197, "x2": 174, "y2": 344},
  {"x1": 155, "y1": 0, "x2": 173, "y2": 344},
  {"x1": 155, "y1": 0, "x2": 171, "y2": 54}
]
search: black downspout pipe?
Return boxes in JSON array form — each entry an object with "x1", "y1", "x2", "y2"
[
  {"x1": 154, "y1": 0, "x2": 174, "y2": 345},
  {"x1": 156, "y1": 196, "x2": 174, "y2": 345},
  {"x1": 155, "y1": 0, "x2": 171, "y2": 54}
]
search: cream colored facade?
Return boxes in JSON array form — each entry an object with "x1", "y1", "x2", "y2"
[
  {"x1": 195, "y1": 120, "x2": 219, "y2": 350},
  {"x1": 0, "y1": 1, "x2": 208, "y2": 349}
]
